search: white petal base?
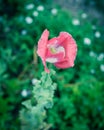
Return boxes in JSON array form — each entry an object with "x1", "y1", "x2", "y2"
[{"x1": 46, "y1": 57, "x2": 58, "y2": 63}]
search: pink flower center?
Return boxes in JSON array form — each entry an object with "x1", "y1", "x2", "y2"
[{"x1": 46, "y1": 44, "x2": 65, "y2": 63}]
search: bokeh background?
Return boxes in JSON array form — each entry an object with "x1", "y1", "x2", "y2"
[{"x1": 0, "y1": 0, "x2": 104, "y2": 130}]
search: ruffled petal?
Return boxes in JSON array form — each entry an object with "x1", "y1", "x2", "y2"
[
  {"x1": 48, "y1": 37, "x2": 57, "y2": 45},
  {"x1": 54, "y1": 58, "x2": 72, "y2": 68},
  {"x1": 46, "y1": 52, "x2": 65, "y2": 63},
  {"x1": 37, "y1": 29, "x2": 50, "y2": 73},
  {"x1": 54, "y1": 32, "x2": 77, "y2": 68}
]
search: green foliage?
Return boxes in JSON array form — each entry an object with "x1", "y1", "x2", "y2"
[
  {"x1": 0, "y1": 0, "x2": 104, "y2": 130},
  {"x1": 47, "y1": 76, "x2": 104, "y2": 130},
  {"x1": 20, "y1": 70, "x2": 56, "y2": 130}
]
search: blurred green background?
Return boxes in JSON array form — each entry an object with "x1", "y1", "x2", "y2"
[{"x1": 0, "y1": 0, "x2": 104, "y2": 130}]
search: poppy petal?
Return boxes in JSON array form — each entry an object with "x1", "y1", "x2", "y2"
[{"x1": 37, "y1": 29, "x2": 50, "y2": 73}]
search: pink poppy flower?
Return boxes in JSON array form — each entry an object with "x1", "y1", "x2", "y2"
[{"x1": 37, "y1": 29, "x2": 77, "y2": 73}]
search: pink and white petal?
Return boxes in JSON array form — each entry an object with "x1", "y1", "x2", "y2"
[
  {"x1": 37, "y1": 29, "x2": 49, "y2": 59},
  {"x1": 37, "y1": 29, "x2": 50, "y2": 73},
  {"x1": 54, "y1": 32, "x2": 77, "y2": 68},
  {"x1": 46, "y1": 52, "x2": 65, "y2": 63},
  {"x1": 57, "y1": 32, "x2": 70, "y2": 45},
  {"x1": 47, "y1": 37, "x2": 58, "y2": 45},
  {"x1": 62, "y1": 35, "x2": 77, "y2": 66},
  {"x1": 54, "y1": 58, "x2": 74, "y2": 68},
  {"x1": 46, "y1": 46, "x2": 65, "y2": 60},
  {"x1": 60, "y1": 33, "x2": 77, "y2": 65},
  {"x1": 46, "y1": 57, "x2": 58, "y2": 63}
]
